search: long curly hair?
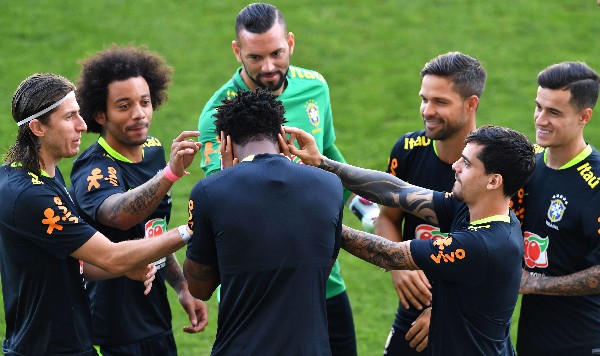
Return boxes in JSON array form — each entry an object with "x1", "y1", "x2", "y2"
[{"x1": 76, "y1": 44, "x2": 172, "y2": 133}]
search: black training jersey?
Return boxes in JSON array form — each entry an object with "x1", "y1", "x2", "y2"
[
  {"x1": 386, "y1": 130, "x2": 455, "y2": 241},
  {"x1": 410, "y1": 192, "x2": 521, "y2": 355},
  {"x1": 69, "y1": 137, "x2": 172, "y2": 346},
  {"x1": 385, "y1": 130, "x2": 455, "y2": 331},
  {"x1": 516, "y1": 146, "x2": 600, "y2": 355},
  {"x1": 187, "y1": 154, "x2": 343, "y2": 355},
  {"x1": 0, "y1": 164, "x2": 97, "y2": 355}
]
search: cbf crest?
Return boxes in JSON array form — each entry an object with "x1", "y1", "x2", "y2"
[
  {"x1": 547, "y1": 194, "x2": 568, "y2": 223},
  {"x1": 305, "y1": 100, "x2": 320, "y2": 127}
]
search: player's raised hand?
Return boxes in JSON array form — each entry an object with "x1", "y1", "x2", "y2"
[
  {"x1": 168, "y1": 131, "x2": 202, "y2": 177},
  {"x1": 219, "y1": 131, "x2": 238, "y2": 169},
  {"x1": 281, "y1": 126, "x2": 323, "y2": 167}
]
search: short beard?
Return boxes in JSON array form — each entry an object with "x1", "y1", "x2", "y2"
[{"x1": 244, "y1": 64, "x2": 289, "y2": 92}]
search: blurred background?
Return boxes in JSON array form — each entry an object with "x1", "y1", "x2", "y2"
[{"x1": 1, "y1": 1, "x2": 599, "y2": 354}]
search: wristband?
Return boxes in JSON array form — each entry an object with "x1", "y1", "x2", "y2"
[
  {"x1": 178, "y1": 225, "x2": 192, "y2": 243},
  {"x1": 163, "y1": 165, "x2": 181, "y2": 183}
]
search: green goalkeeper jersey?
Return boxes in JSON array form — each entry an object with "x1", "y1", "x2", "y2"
[{"x1": 198, "y1": 66, "x2": 346, "y2": 298}]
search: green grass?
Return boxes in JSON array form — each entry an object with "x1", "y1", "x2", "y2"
[{"x1": 1, "y1": 1, "x2": 599, "y2": 354}]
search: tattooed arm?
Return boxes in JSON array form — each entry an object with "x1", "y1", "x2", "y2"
[
  {"x1": 520, "y1": 266, "x2": 600, "y2": 296},
  {"x1": 342, "y1": 225, "x2": 419, "y2": 271},
  {"x1": 166, "y1": 254, "x2": 209, "y2": 333},
  {"x1": 281, "y1": 126, "x2": 439, "y2": 224},
  {"x1": 97, "y1": 131, "x2": 202, "y2": 229},
  {"x1": 183, "y1": 258, "x2": 221, "y2": 301}
]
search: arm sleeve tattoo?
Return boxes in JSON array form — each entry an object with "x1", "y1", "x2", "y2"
[
  {"x1": 521, "y1": 265, "x2": 600, "y2": 296},
  {"x1": 165, "y1": 253, "x2": 187, "y2": 291},
  {"x1": 341, "y1": 225, "x2": 419, "y2": 271},
  {"x1": 319, "y1": 157, "x2": 439, "y2": 225}
]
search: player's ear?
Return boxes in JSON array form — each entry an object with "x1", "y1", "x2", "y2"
[
  {"x1": 487, "y1": 173, "x2": 503, "y2": 191},
  {"x1": 95, "y1": 111, "x2": 106, "y2": 126},
  {"x1": 580, "y1": 107, "x2": 592, "y2": 126},
  {"x1": 288, "y1": 32, "x2": 295, "y2": 56},
  {"x1": 28, "y1": 118, "x2": 45, "y2": 137},
  {"x1": 465, "y1": 95, "x2": 479, "y2": 113},
  {"x1": 232, "y1": 41, "x2": 242, "y2": 63}
]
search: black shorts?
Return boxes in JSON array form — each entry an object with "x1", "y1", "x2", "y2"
[
  {"x1": 384, "y1": 326, "x2": 423, "y2": 356},
  {"x1": 97, "y1": 330, "x2": 176, "y2": 356},
  {"x1": 327, "y1": 291, "x2": 357, "y2": 356}
]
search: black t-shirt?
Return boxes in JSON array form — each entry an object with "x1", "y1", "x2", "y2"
[
  {"x1": 69, "y1": 137, "x2": 172, "y2": 345},
  {"x1": 0, "y1": 164, "x2": 97, "y2": 355},
  {"x1": 515, "y1": 147, "x2": 600, "y2": 355},
  {"x1": 410, "y1": 192, "x2": 521, "y2": 355},
  {"x1": 385, "y1": 130, "x2": 456, "y2": 330},
  {"x1": 186, "y1": 154, "x2": 343, "y2": 355}
]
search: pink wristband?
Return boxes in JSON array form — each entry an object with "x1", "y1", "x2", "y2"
[{"x1": 163, "y1": 165, "x2": 181, "y2": 183}]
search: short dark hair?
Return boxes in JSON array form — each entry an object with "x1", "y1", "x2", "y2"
[
  {"x1": 537, "y1": 61, "x2": 600, "y2": 111},
  {"x1": 465, "y1": 125, "x2": 536, "y2": 197},
  {"x1": 235, "y1": 3, "x2": 286, "y2": 37},
  {"x1": 214, "y1": 89, "x2": 286, "y2": 146},
  {"x1": 76, "y1": 45, "x2": 172, "y2": 133},
  {"x1": 421, "y1": 51, "x2": 487, "y2": 100},
  {"x1": 5, "y1": 73, "x2": 75, "y2": 174}
]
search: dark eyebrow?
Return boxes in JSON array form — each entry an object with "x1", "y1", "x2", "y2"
[
  {"x1": 114, "y1": 93, "x2": 151, "y2": 103},
  {"x1": 461, "y1": 154, "x2": 471, "y2": 165}
]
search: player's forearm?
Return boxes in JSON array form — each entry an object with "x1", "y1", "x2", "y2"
[
  {"x1": 102, "y1": 229, "x2": 184, "y2": 275},
  {"x1": 97, "y1": 172, "x2": 173, "y2": 230},
  {"x1": 183, "y1": 260, "x2": 220, "y2": 301},
  {"x1": 341, "y1": 225, "x2": 418, "y2": 271},
  {"x1": 82, "y1": 262, "x2": 118, "y2": 281},
  {"x1": 165, "y1": 253, "x2": 187, "y2": 292},
  {"x1": 521, "y1": 265, "x2": 600, "y2": 296},
  {"x1": 318, "y1": 157, "x2": 438, "y2": 225},
  {"x1": 374, "y1": 209, "x2": 404, "y2": 243}
]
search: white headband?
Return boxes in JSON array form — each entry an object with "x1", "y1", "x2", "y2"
[{"x1": 17, "y1": 91, "x2": 76, "y2": 127}]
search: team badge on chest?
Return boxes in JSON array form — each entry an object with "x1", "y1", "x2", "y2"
[
  {"x1": 305, "y1": 100, "x2": 320, "y2": 127},
  {"x1": 547, "y1": 194, "x2": 567, "y2": 223}
]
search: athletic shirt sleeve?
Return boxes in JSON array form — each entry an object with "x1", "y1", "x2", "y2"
[
  {"x1": 70, "y1": 153, "x2": 127, "y2": 222},
  {"x1": 410, "y1": 191, "x2": 486, "y2": 284},
  {"x1": 186, "y1": 181, "x2": 218, "y2": 266},
  {"x1": 15, "y1": 180, "x2": 96, "y2": 259}
]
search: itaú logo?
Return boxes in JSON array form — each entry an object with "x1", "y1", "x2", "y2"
[{"x1": 429, "y1": 236, "x2": 466, "y2": 264}]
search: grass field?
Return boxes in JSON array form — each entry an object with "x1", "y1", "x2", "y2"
[{"x1": 1, "y1": 1, "x2": 599, "y2": 355}]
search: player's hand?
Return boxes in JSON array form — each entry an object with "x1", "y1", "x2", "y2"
[
  {"x1": 219, "y1": 131, "x2": 238, "y2": 169},
  {"x1": 406, "y1": 307, "x2": 431, "y2": 352},
  {"x1": 391, "y1": 269, "x2": 432, "y2": 310},
  {"x1": 281, "y1": 126, "x2": 323, "y2": 167},
  {"x1": 167, "y1": 131, "x2": 202, "y2": 177},
  {"x1": 179, "y1": 288, "x2": 209, "y2": 333},
  {"x1": 519, "y1": 268, "x2": 535, "y2": 294},
  {"x1": 124, "y1": 263, "x2": 157, "y2": 296}
]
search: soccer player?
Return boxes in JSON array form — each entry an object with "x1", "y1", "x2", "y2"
[
  {"x1": 184, "y1": 89, "x2": 342, "y2": 354},
  {"x1": 375, "y1": 52, "x2": 486, "y2": 354},
  {"x1": 281, "y1": 124, "x2": 536, "y2": 355},
  {"x1": 68, "y1": 46, "x2": 208, "y2": 355},
  {"x1": 0, "y1": 73, "x2": 196, "y2": 355},
  {"x1": 196, "y1": 3, "x2": 365, "y2": 354},
  {"x1": 512, "y1": 62, "x2": 600, "y2": 355}
]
